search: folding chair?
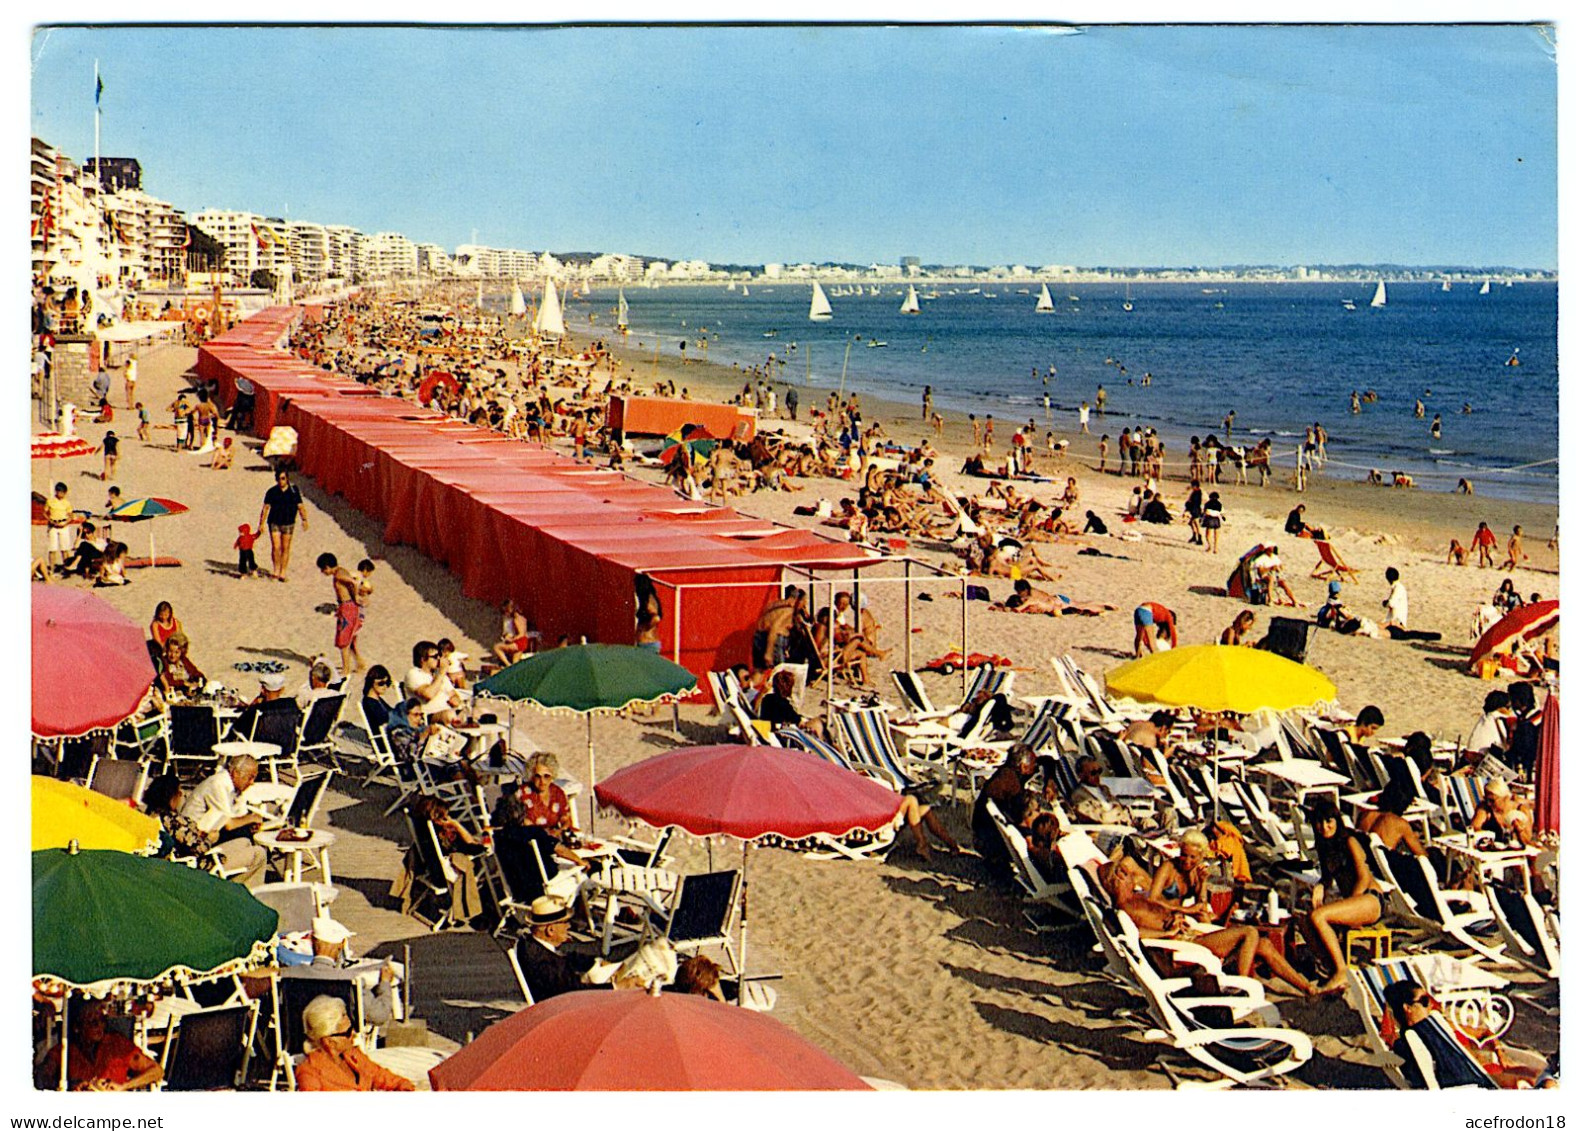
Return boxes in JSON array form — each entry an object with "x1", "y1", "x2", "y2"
[
  {"x1": 296, "y1": 694, "x2": 346, "y2": 768},
  {"x1": 1310, "y1": 539, "x2": 1360, "y2": 584},
  {"x1": 250, "y1": 882, "x2": 337, "y2": 937},
  {"x1": 835, "y1": 706, "x2": 930, "y2": 794},
  {"x1": 1443, "y1": 775, "x2": 1485, "y2": 834},
  {"x1": 281, "y1": 767, "x2": 334, "y2": 831},
  {"x1": 167, "y1": 704, "x2": 221, "y2": 773},
  {"x1": 1370, "y1": 840, "x2": 1507, "y2": 964},
  {"x1": 1399, "y1": 1014, "x2": 1500, "y2": 1090},
  {"x1": 1485, "y1": 877, "x2": 1561, "y2": 988},
  {"x1": 276, "y1": 974, "x2": 367, "y2": 1060},
  {"x1": 889, "y1": 670, "x2": 948, "y2": 724},
  {"x1": 985, "y1": 800, "x2": 1077, "y2": 930},
  {"x1": 113, "y1": 710, "x2": 170, "y2": 762},
  {"x1": 644, "y1": 869, "x2": 743, "y2": 972},
  {"x1": 82, "y1": 754, "x2": 150, "y2": 805},
  {"x1": 400, "y1": 813, "x2": 458, "y2": 931},
  {"x1": 159, "y1": 1002, "x2": 259, "y2": 1091},
  {"x1": 354, "y1": 700, "x2": 408, "y2": 791},
  {"x1": 247, "y1": 700, "x2": 304, "y2": 782}
]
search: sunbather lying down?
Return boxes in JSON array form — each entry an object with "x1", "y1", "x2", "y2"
[{"x1": 995, "y1": 579, "x2": 1115, "y2": 617}]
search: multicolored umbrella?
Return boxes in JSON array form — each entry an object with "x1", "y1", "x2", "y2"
[
  {"x1": 596, "y1": 744, "x2": 905, "y2": 1002},
  {"x1": 108, "y1": 496, "x2": 190, "y2": 565},
  {"x1": 658, "y1": 428, "x2": 718, "y2": 466},
  {"x1": 476, "y1": 644, "x2": 698, "y2": 829},
  {"x1": 31, "y1": 584, "x2": 156, "y2": 738},
  {"x1": 428, "y1": 989, "x2": 871, "y2": 1091},
  {"x1": 32, "y1": 777, "x2": 161, "y2": 855},
  {"x1": 32, "y1": 846, "x2": 278, "y2": 993},
  {"x1": 1468, "y1": 600, "x2": 1559, "y2": 676}
]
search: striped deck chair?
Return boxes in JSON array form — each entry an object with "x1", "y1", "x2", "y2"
[
  {"x1": 1310, "y1": 539, "x2": 1360, "y2": 584},
  {"x1": 1400, "y1": 1014, "x2": 1500, "y2": 1090},
  {"x1": 1486, "y1": 878, "x2": 1561, "y2": 986},
  {"x1": 889, "y1": 671, "x2": 951, "y2": 724},
  {"x1": 836, "y1": 706, "x2": 937, "y2": 795},
  {"x1": 1346, "y1": 958, "x2": 1511, "y2": 1088},
  {"x1": 1444, "y1": 774, "x2": 1485, "y2": 833}
]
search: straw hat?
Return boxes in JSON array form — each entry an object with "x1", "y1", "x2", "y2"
[{"x1": 527, "y1": 895, "x2": 573, "y2": 926}]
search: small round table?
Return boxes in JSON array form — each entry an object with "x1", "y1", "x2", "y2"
[{"x1": 254, "y1": 828, "x2": 336, "y2": 885}]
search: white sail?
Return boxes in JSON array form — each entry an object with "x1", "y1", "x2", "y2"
[
  {"x1": 741, "y1": 284, "x2": 750, "y2": 297},
  {"x1": 1440, "y1": 281, "x2": 1451, "y2": 292},
  {"x1": 1370, "y1": 280, "x2": 1387, "y2": 308},
  {"x1": 616, "y1": 288, "x2": 629, "y2": 330},
  {"x1": 809, "y1": 281, "x2": 833, "y2": 321},
  {"x1": 900, "y1": 285, "x2": 920, "y2": 315},
  {"x1": 1480, "y1": 280, "x2": 1491, "y2": 295},
  {"x1": 476, "y1": 281, "x2": 484, "y2": 307},
  {"x1": 533, "y1": 278, "x2": 566, "y2": 338},
  {"x1": 509, "y1": 282, "x2": 527, "y2": 316},
  {"x1": 1035, "y1": 284, "x2": 1055, "y2": 313}
]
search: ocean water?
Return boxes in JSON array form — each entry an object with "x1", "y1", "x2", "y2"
[{"x1": 559, "y1": 280, "x2": 1558, "y2": 503}]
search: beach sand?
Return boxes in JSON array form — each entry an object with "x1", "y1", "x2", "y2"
[{"x1": 32, "y1": 317, "x2": 1557, "y2": 1089}]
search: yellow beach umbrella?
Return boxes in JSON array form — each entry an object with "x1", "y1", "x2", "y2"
[
  {"x1": 1104, "y1": 644, "x2": 1336, "y2": 714},
  {"x1": 31, "y1": 776, "x2": 161, "y2": 855}
]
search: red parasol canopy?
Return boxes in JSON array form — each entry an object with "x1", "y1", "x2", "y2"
[
  {"x1": 427, "y1": 989, "x2": 871, "y2": 1091},
  {"x1": 1534, "y1": 693, "x2": 1558, "y2": 834},
  {"x1": 31, "y1": 585, "x2": 156, "y2": 738},
  {"x1": 31, "y1": 433, "x2": 98, "y2": 460},
  {"x1": 417, "y1": 371, "x2": 459, "y2": 406},
  {"x1": 594, "y1": 743, "x2": 903, "y2": 841},
  {"x1": 1468, "y1": 600, "x2": 1559, "y2": 674}
]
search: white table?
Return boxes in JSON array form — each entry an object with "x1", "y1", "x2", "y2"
[
  {"x1": 1435, "y1": 832, "x2": 1542, "y2": 884},
  {"x1": 256, "y1": 828, "x2": 336, "y2": 885},
  {"x1": 213, "y1": 739, "x2": 281, "y2": 762},
  {"x1": 1250, "y1": 759, "x2": 1349, "y2": 790}
]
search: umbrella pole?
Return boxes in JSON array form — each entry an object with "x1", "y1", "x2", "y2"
[
  {"x1": 586, "y1": 715, "x2": 596, "y2": 833},
  {"x1": 58, "y1": 989, "x2": 70, "y2": 1091},
  {"x1": 737, "y1": 841, "x2": 750, "y2": 1007}
]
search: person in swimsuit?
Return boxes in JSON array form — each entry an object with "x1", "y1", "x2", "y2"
[
  {"x1": 1297, "y1": 796, "x2": 1384, "y2": 992},
  {"x1": 318, "y1": 553, "x2": 365, "y2": 673},
  {"x1": 493, "y1": 598, "x2": 532, "y2": 666},
  {"x1": 1132, "y1": 602, "x2": 1178, "y2": 656},
  {"x1": 258, "y1": 468, "x2": 309, "y2": 581}
]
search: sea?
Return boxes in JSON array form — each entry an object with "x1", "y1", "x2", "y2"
[{"x1": 557, "y1": 280, "x2": 1558, "y2": 504}]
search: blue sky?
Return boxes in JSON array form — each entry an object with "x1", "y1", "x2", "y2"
[{"x1": 29, "y1": 24, "x2": 1557, "y2": 267}]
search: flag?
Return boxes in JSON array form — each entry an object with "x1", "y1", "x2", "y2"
[
  {"x1": 251, "y1": 222, "x2": 270, "y2": 249},
  {"x1": 180, "y1": 226, "x2": 192, "y2": 249},
  {"x1": 95, "y1": 74, "x2": 103, "y2": 107}
]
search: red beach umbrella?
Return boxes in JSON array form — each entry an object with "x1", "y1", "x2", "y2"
[
  {"x1": 1534, "y1": 693, "x2": 1559, "y2": 834},
  {"x1": 417, "y1": 370, "x2": 459, "y2": 406},
  {"x1": 31, "y1": 433, "x2": 98, "y2": 460},
  {"x1": 593, "y1": 743, "x2": 903, "y2": 841},
  {"x1": 31, "y1": 585, "x2": 156, "y2": 738},
  {"x1": 1468, "y1": 600, "x2": 1560, "y2": 674},
  {"x1": 595, "y1": 744, "x2": 904, "y2": 1002},
  {"x1": 428, "y1": 989, "x2": 872, "y2": 1091}
]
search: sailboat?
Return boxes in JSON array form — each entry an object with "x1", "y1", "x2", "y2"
[
  {"x1": 1479, "y1": 280, "x2": 1491, "y2": 295},
  {"x1": 727, "y1": 281, "x2": 736, "y2": 292},
  {"x1": 1035, "y1": 284, "x2": 1055, "y2": 313},
  {"x1": 616, "y1": 288, "x2": 630, "y2": 334},
  {"x1": 741, "y1": 284, "x2": 750, "y2": 297},
  {"x1": 1122, "y1": 283, "x2": 1134, "y2": 313},
  {"x1": 509, "y1": 281, "x2": 527, "y2": 316},
  {"x1": 1370, "y1": 280, "x2": 1388, "y2": 309},
  {"x1": 476, "y1": 281, "x2": 484, "y2": 308},
  {"x1": 809, "y1": 281, "x2": 833, "y2": 322},
  {"x1": 1441, "y1": 281, "x2": 1452, "y2": 292},
  {"x1": 899, "y1": 285, "x2": 920, "y2": 315},
  {"x1": 533, "y1": 279, "x2": 565, "y2": 339}
]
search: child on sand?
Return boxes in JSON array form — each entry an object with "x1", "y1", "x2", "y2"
[
  {"x1": 1503, "y1": 525, "x2": 1526, "y2": 572},
  {"x1": 135, "y1": 402, "x2": 150, "y2": 442},
  {"x1": 1446, "y1": 539, "x2": 1469, "y2": 567},
  {"x1": 1471, "y1": 521, "x2": 1498, "y2": 567},
  {"x1": 234, "y1": 523, "x2": 259, "y2": 577},
  {"x1": 101, "y1": 430, "x2": 119, "y2": 481},
  {"x1": 356, "y1": 559, "x2": 376, "y2": 613},
  {"x1": 210, "y1": 437, "x2": 234, "y2": 469}
]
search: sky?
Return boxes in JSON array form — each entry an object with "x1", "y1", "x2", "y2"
[{"x1": 28, "y1": 23, "x2": 1559, "y2": 268}]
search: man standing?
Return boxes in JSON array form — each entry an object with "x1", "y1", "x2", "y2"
[
  {"x1": 784, "y1": 386, "x2": 798, "y2": 421},
  {"x1": 43, "y1": 481, "x2": 75, "y2": 573},
  {"x1": 123, "y1": 353, "x2": 137, "y2": 408},
  {"x1": 259, "y1": 468, "x2": 309, "y2": 581}
]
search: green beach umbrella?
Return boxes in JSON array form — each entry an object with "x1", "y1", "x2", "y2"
[
  {"x1": 32, "y1": 846, "x2": 278, "y2": 993},
  {"x1": 475, "y1": 643, "x2": 698, "y2": 829}
]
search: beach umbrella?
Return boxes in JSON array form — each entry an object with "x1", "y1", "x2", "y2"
[
  {"x1": 1104, "y1": 644, "x2": 1338, "y2": 817},
  {"x1": 475, "y1": 644, "x2": 698, "y2": 829},
  {"x1": 31, "y1": 584, "x2": 156, "y2": 738},
  {"x1": 1468, "y1": 600, "x2": 1559, "y2": 675},
  {"x1": 1534, "y1": 693, "x2": 1559, "y2": 834},
  {"x1": 32, "y1": 846, "x2": 278, "y2": 993},
  {"x1": 428, "y1": 989, "x2": 871, "y2": 1091},
  {"x1": 107, "y1": 496, "x2": 190, "y2": 566},
  {"x1": 417, "y1": 370, "x2": 459, "y2": 406},
  {"x1": 31, "y1": 777, "x2": 161, "y2": 854},
  {"x1": 595, "y1": 744, "x2": 904, "y2": 1002},
  {"x1": 31, "y1": 432, "x2": 99, "y2": 460}
]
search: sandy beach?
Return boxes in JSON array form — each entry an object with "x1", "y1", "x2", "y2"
[{"x1": 31, "y1": 310, "x2": 1558, "y2": 1090}]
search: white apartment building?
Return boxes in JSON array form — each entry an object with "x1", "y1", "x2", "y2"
[
  {"x1": 589, "y1": 253, "x2": 643, "y2": 281},
  {"x1": 190, "y1": 209, "x2": 292, "y2": 286},
  {"x1": 362, "y1": 231, "x2": 418, "y2": 280},
  {"x1": 289, "y1": 222, "x2": 330, "y2": 282},
  {"x1": 453, "y1": 244, "x2": 541, "y2": 278},
  {"x1": 416, "y1": 243, "x2": 453, "y2": 276},
  {"x1": 324, "y1": 226, "x2": 364, "y2": 282}
]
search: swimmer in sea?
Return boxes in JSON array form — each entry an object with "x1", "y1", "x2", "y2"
[{"x1": 1430, "y1": 414, "x2": 1442, "y2": 440}]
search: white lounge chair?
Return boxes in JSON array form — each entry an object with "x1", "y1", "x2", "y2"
[{"x1": 1369, "y1": 837, "x2": 1507, "y2": 964}]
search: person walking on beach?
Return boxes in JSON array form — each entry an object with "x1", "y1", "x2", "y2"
[
  {"x1": 921, "y1": 385, "x2": 932, "y2": 423},
  {"x1": 1202, "y1": 491, "x2": 1224, "y2": 554},
  {"x1": 1470, "y1": 521, "x2": 1497, "y2": 568},
  {"x1": 1078, "y1": 402, "x2": 1090, "y2": 434},
  {"x1": 1098, "y1": 434, "x2": 1109, "y2": 473},
  {"x1": 983, "y1": 414, "x2": 994, "y2": 455},
  {"x1": 258, "y1": 467, "x2": 309, "y2": 581},
  {"x1": 123, "y1": 353, "x2": 137, "y2": 408},
  {"x1": 101, "y1": 430, "x2": 120, "y2": 482},
  {"x1": 970, "y1": 414, "x2": 980, "y2": 446},
  {"x1": 1095, "y1": 385, "x2": 1107, "y2": 416},
  {"x1": 1503, "y1": 525, "x2": 1526, "y2": 572},
  {"x1": 318, "y1": 552, "x2": 366, "y2": 673},
  {"x1": 784, "y1": 386, "x2": 798, "y2": 421}
]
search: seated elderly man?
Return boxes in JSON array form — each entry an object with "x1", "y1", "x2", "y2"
[
  {"x1": 280, "y1": 917, "x2": 398, "y2": 1029},
  {"x1": 295, "y1": 660, "x2": 339, "y2": 711},
  {"x1": 513, "y1": 895, "x2": 610, "y2": 1003},
  {"x1": 294, "y1": 995, "x2": 414, "y2": 1092},
  {"x1": 1068, "y1": 754, "x2": 1138, "y2": 828},
  {"x1": 179, "y1": 754, "x2": 268, "y2": 883}
]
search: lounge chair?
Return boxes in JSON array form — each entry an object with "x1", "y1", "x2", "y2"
[
  {"x1": 81, "y1": 754, "x2": 150, "y2": 806},
  {"x1": 295, "y1": 693, "x2": 347, "y2": 768},
  {"x1": 158, "y1": 1002, "x2": 259, "y2": 1091},
  {"x1": 1344, "y1": 952, "x2": 1514, "y2": 1087},
  {"x1": 985, "y1": 799, "x2": 1077, "y2": 930},
  {"x1": 835, "y1": 706, "x2": 933, "y2": 794},
  {"x1": 400, "y1": 813, "x2": 458, "y2": 931},
  {"x1": 1310, "y1": 539, "x2": 1360, "y2": 584},
  {"x1": 1398, "y1": 1014, "x2": 1500, "y2": 1090},
  {"x1": 1485, "y1": 877, "x2": 1561, "y2": 988},
  {"x1": 1370, "y1": 839, "x2": 1507, "y2": 963}
]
